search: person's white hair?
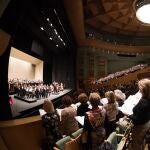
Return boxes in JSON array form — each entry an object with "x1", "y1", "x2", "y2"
[{"x1": 114, "y1": 89, "x2": 126, "y2": 101}]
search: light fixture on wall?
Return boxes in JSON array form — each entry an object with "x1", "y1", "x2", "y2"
[{"x1": 135, "y1": 0, "x2": 150, "y2": 24}]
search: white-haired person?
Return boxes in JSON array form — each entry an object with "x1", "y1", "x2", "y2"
[
  {"x1": 114, "y1": 89, "x2": 126, "y2": 107},
  {"x1": 41, "y1": 100, "x2": 62, "y2": 150},
  {"x1": 114, "y1": 89, "x2": 126, "y2": 121},
  {"x1": 127, "y1": 78, "x2": 150, "y2": 150}
]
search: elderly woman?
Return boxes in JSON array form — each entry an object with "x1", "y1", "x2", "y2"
[
  {"x1": 77, "y1": 93, "x2": 90, "y2": 116},
  {"x1": 60, "y1": 95, "x2": 79, "y2": 136},
  {"x1": 114, "y1": 89, "x2": 126, "y2": 107},
  {"x1": 128, "y1": 78, "x2": 150, "y2": 150},
  {"x1": 114, "y1": 89, "x2": 126, "y2": 121},
  {"x1": 82, "y1": 92, "x2": 106, "y2": 150},
  {"x1": 41, "y1": 100, "x2": 62, "y2": 150}
]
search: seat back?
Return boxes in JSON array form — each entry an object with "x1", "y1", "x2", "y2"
[
  {"x1": 71, "y1": 128, "x2": 83, "y2": 139},
  {"x1": 55, "y1": 136, "x2": 71, "y2": 150},
  {"x1": 106, "y1": 132, "x2": 118, "y2": 149},
  {"x1": 65, "y1": 135, "x2": 82, "y2": 150},
  {"x1": 117, "y1": 137, "x2": 126, "y2": 150}
]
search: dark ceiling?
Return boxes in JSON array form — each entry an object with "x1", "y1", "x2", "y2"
[
  {"x1": 1, "y1": 0, "x2": 150, "y2": 54},
  {"x1": 83, "y1": 0, "x2": 150, "y2": 36},
  {"x1": 0, "y1": 0, "x2": 76, "y2": 56}
]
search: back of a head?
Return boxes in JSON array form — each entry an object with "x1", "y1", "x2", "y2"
[
  {"x1": 89, "y1": 92, "x2": 101, "y2": 107},
  {"x1": 114, "y1": 89, "x2": 126, "y2": 101},
  {"x1": 43, "y1": 100, "x2": 55, "y2": 113},
  {"x1": 61, "y1": 95, "x2": 72, "y2": 107},
  {"x1": 138, "y1": 78, "x2": 150, "y2": 99},
  {"x1": 78, "y1": 93, "x2": 88, "y2": 104},
  {"x1": 105, "y1": 91, "x2": 115, "y2": 104}
]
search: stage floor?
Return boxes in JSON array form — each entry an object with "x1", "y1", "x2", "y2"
[{"x1": 10, "y1": 89, "x2": 72, "y2": 118}]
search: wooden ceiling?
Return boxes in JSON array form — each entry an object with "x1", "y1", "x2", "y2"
[
  {"x1": 84, "y1": 0, "x2": 150, "y2": 36},
  {"x1": 63, "y1": 0, "x2": 150, "y2": 53}
]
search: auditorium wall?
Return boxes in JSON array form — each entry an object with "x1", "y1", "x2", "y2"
[
  {"x1": 107, "y1": 59, "x2": 138, "y2": 74},
  {"x1": 35, "y1": 61, "x2": 43, "y2": 81},
  {"x1": 77, "y1": 47, "x2": 150, "y2": 88},
  {"x1": 8, "y1": 47, "x2": 44, "y2": 81},
  {"x1": 8, "y1": 57, "x2": 35, "y2": 80}
]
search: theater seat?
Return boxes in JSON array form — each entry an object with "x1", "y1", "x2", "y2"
[
  {"x1": 65, "y1": 135, "x2": 82, "y2": 150},
  {"x1": 54, "y1": 134, "x2": 82, "y2": 150},
  {"x1": 117, "y1": 137, "x2": 126, "y2": 150},
  {"x1": 54, "y1": 136, "x2": 71, "y2": 150},
  {"x1": 106, "y1": 132, "x2": 118, "y2": 149},
  {"x1": 106, "y1": 131, "x2": 125, "y2": 150},
  {"x1": 71, "y1": 128, "x2": 83, "y2": 139}
]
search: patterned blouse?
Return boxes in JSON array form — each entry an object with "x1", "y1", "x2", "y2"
[
  {"x1": 42, "y1": 111, "x2": 62, "y2": 150},
  {"x1": 84, "y1": 107, "x2": 105, "y2": 131}
]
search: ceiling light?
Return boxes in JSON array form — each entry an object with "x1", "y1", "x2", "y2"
[
  {"x1": 56, "y1": 45, "x2": 59, "y2": 47},
  {"x1": 49, "y1": 37, "x2": 52, "y2": 40},
  {"x1": 136, "y1": 0, "x2": 150, "y2": 24},
  {"x1": 54, "y1": 29, "x2": 58, "y2": 35},
  {"x1": 50, "y1": 23, "x2": 53, "y2": 27},
  {"x1": 47, "y1": 18, "x2": 50, "y2": 22},
  {"x1": 40, "y1": 27, "x2": 44, "y2": 30}
]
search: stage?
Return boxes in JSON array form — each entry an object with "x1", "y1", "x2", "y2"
[{"x1": 10, "y1": 89, "x2": 72, "y2": 118}]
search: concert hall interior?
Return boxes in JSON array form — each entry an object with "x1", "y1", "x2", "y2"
[{"x1": 0, "y1": 0, "x2": 150, "y2": 150}]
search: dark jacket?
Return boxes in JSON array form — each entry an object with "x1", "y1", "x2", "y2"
[
  {"x1": 77, "y1": 103, "x2": 89, "y2": 116},
  {"x1": 130, "y1": 98, "x2": 150, "y2": 125}
]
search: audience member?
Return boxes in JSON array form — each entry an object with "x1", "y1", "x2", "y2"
[
  {"x1": 114, "y1": 89, "x2": 126, "y2": 107},
  {"x1": 82, "y1": 92, "x2": 106, "y2": 150},
  {"x1": 60, "y1": 95, "x2": 79, "y2": 136},
  {"x1": 128, "y1": 78, "x2": 150, "y2": 150},
  {"x1": 77, "y1": 93, "x2": 90, "y2": 116},
  {"x1": 104, "y1": 91, "x2": 118, "y2": 137},
  {"x1": 114, "y1": 89, "x2": 126, "y2": 121},
  {"x1": 41, "y1": 100, "x2": 62, "y2": 150}
]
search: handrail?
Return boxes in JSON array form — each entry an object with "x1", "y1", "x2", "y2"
[
  {"x1": 0, "y1": 115, "x2": 41, "y2": 128},
  {"x1": 0, "y1": 115, "x2": 44, "y2": 150}
]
